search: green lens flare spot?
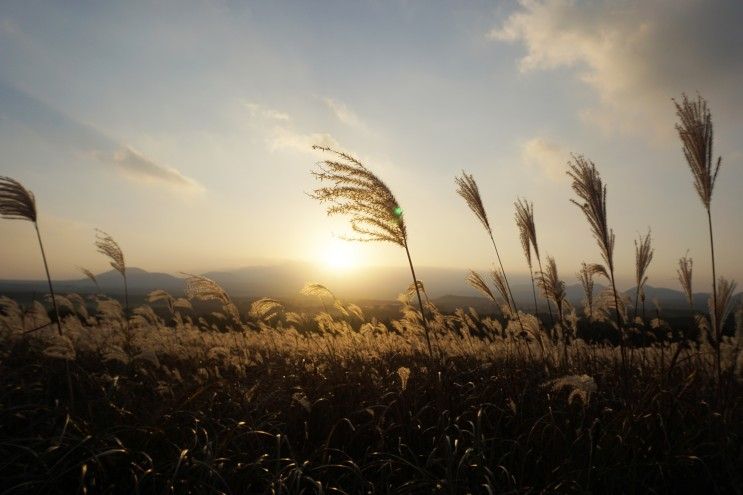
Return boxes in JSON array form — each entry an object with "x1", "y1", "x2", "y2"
[{"x1": 393, "y1": 206, "x2": 403, "y2": 217}]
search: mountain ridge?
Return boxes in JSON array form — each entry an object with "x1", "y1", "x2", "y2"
[{"x1": 1, "y1": 265, "x2": 739, "y2": 310}]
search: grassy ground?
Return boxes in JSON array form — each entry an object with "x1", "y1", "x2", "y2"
[{"x1": 1, "y1": 300, "x2": 742, "y2": 494}]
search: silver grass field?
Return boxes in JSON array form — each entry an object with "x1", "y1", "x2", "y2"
[{"x1": 0, "y1": 95, "x2": 742, "y2": 493}]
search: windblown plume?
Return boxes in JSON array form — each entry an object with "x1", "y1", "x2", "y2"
[
  {"x1": 634, "y1": 229, "x2": 654, "y2": 315},
  {"x1": 344, "y1": 303, "x2": 364, "y2": 321},
  {"x1": 514, "y1": 198, "x2": 539, "y2": 265},
  {"x1": 308, "y1": 146, "x2": 424, "y2": 315},
  {"x1": 635, "y1": 230, "x2": 654, "y2": 294},
  {"x1": 148, "y1": 289, "x2": 173, "y2": 304},
  {"x1": 77, "y1": 266, "x2": 99, "y2": 290},
  {"x1": 543, "y1": 374, "x2": 597, "y2": 406},
  {"x1": 0, "y1": 296, "x2": 22, "y2": 323},
  {"x1": 568, "y1": 155, "x2": 625, "y2": 335},
  {"x1": 518, "y1": 226, "x2": 531, "y2": 268},
  {"x1": 456, "y1": 172, "x2": 491, "y2": 234},
  {"x1": 538, "y1": 257, "x2": 566, "y2": 315},
  {"x1": 132, "y1": 305, "x2": 159, "y2": 326},
  {"x1": 148, "y1": 289, "x2": 175, "y2": 313},
  {"x1": 333, "y1": 299, "x2": 350, "y2": 317},
  {"x1": 310, "y1": 146, "x2": 435, "y2": 357},
  {"x1": 183, "y1": 273, "x2": 229, "y2": 304},
  {"x1": 710, "y1": 278, "x2": 737, "y2": 342},
  {"x1": 182, "y1": 273, "x2": 240, "y2": 322},
  {"x1": 567, "y1": 156, "x2": 614, "y2": 273},
  {"x1": 456, "y1": 171, "x2": 522, "y2": 330},
  {"x1": 301, "y1": 283, "x2": 336, "y2": 301},
  {"x1": 173, "y1": 298, "x2": 192, "y2": 311},
  {"x1": 249, "y1": 297, "x2": 284, "y2": 323},
  {"x1": 466, "y1": 270, "x2": 498, "y2": 305},
  {"x1": 0, "y1": 176, "x2": 36, "y2": 221},
  {"x1": 397, "y1": 366, "x2": 411, "y2": 392},
  {"x1": 96, "y1": 296, "x2": 123, "y2": 320},
  {"x1": 586, "y1": 262, "x2": 609, "y2": 281},
  {"x1": 405, "y1": 280, "x2": 427, "y2": 300},
  {"x1": 515, "y1": 198, "x2": 545, "y2": 319},
  {"x1": 286, "y1": 311, "x2": 311, "y2": 327},
  {"x1": 95, "y1": 229, "x2": 125, "y2": 275},
  {"x1": 677, "y1": 254, "x2": 694, "y2": 307},
  {"x1": 310, "y1": 146, "x2": 407, "y2": 246},
  {"x1": 675, "y1": 93, "x2": 725, "y2": 384},
  {"x1": 45, "y1": 294, "x2": 74, "y2": 313},
  {"x1": 94, "y1": 229, "x2": 129, "y2": 319},
  {"x1": 674, "y1": 94, "x2": 721, "y2": 209},
  {"x1": 0, "y1": 176, "x2": 61, "y2": 334},
  {"x1": 67, "y1": 293, "x2": 90, "y2": 320},
  {"x1": 491, "y1": 269, "x2": 512, "y2": 313},
  {"x1": 577, "y1": 262, "x2": 595, "y2": 318}
]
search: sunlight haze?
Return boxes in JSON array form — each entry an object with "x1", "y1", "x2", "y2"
[{"x1": 1, "y1": 0, "x2": 742, "y2": 292}]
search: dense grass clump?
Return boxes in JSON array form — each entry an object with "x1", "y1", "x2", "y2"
[{"x1": 1, "y1": 299, "x2": 741, "y2": 494}]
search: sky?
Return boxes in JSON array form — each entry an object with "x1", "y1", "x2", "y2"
[{"x1": 0, "y1": 0, "x2": 742, "y2": 291}]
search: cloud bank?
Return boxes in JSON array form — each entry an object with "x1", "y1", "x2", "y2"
[{"x1": 491, "y1": 0, "x2": 743, "y2": 136}]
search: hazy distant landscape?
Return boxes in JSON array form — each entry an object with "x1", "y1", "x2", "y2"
[{"x1": 2, "y1": 263, "x2": 739, "y2": 311}]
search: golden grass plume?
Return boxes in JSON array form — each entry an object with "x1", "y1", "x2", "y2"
[
  {"x1": 95, "y1": 229, "x2": 125, "y2": 276},
  {"x1": 677, "y1": 254, "x2": 694, "y2": 307},
  {"x1": 0, "y1": 176, "x2": 36, "y2": 222},
  {"x1": 674, "y1": 94, "x2": 721, "y2": 209},
  {"x1": 310, "y1": 146, "x2": 406, "y2": 246},
  {"x1": 455, "y1": 172, "x2": 491, "y2": 234}
]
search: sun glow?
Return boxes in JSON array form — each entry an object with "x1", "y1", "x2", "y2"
[{"x1": 320, "y1": 238, "x2": 358, "y2": 271}]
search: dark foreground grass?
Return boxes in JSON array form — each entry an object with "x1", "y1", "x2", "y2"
[{"x1": 1, "y1": 342, "x2": 741, "y2": 494}]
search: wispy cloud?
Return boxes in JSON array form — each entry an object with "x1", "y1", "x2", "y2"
[
  {"x1": 243, "y1": 101, "x2": 291, "y2": 122},
  {"x1": 241, "y1": 98, "x2": 341, "y2": 155},
  {"x1": 268, "y1": 127, "x2": 339, "y2": 155},
  {"x1": 0, "y1": 82, "x2": 204, "y2": 191},
  {"x1": 521, "y1": 137, "x2": 568, "y2": 181},
  {"x1": 107, "y1": 147, "x2": 204, "y2": 192},
  {"x1": 491, "y1": 0, "x2": 743, "y2": 136},
  {"x1": 323, "y1": 97, "x2": 367, "y2": 131}
]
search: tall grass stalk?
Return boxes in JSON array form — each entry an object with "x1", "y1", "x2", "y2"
[
  {"x1": 310, "y1": 146, "x2": 433, "y2": 359},
  {"x1": 456, "y1": 172, "x2": 524, "y2": 333},
  {"x1": 567, "y1": 156, "x2": 626, "y2": 366},
  {"x1": 674, "y1": 94, "x2": 723, "y2": 380},
  {"x1": 77, "y1": 266, "x2": 100, "y2": 292},
  {"x1": 0, "y1": 177, "x2": 74, "y2": 407},
  {"x1": 95, "y1": 229, "x2": 128, "y2": 321},
  {"x1": 515, "y1": 198, "x2": 556, "y2": 335},
  {"x1": 634, "y1": 230, "x2": 654, "y2": 321},
  {"x1": 537, "y1": 256, "x2": 567, "y2": 364},
  {"x1": 667, "y1": 254, "x2": 695, "y2": 379},
  {"x1": 677, "y1": 255, "x2": 694, "y2": 310},
  {"x1": 466, "y1": 270, "x2": 499, "y2": 308},
  {"x1": 0, "y1": 176, "x2": 62, "y2": 336},
  {"x1": 710, "y1": 277, "x2": 737, "y2": 386}
]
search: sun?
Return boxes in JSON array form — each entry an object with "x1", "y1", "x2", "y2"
[{"x1": 320, "y1": 238, "x2": 358, "y2": 271}]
